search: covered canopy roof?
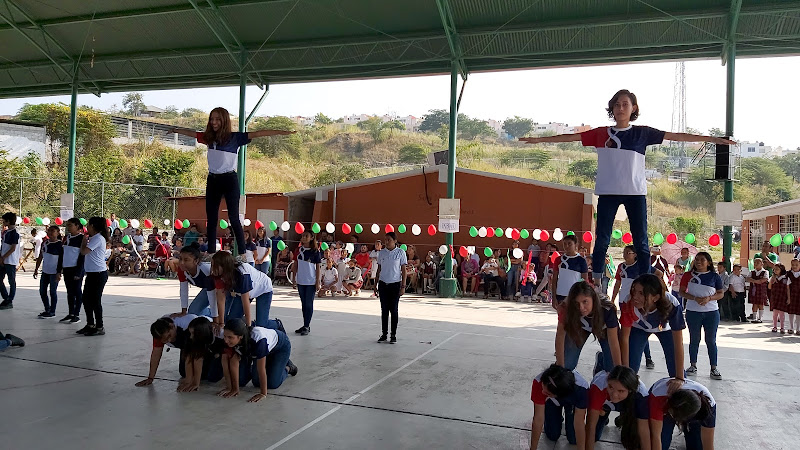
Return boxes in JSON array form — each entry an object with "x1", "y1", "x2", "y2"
[{"x1": 1, "y1": 0, "x2": 799, "y2": 98}]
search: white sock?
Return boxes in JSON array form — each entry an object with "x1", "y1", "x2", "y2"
[
  {"x1": 759, "y1": 309, "x2": 764, "y2": 320},
  {"x1": 788, "y1": 315, "x2": 795, "y2": 330},
  {"x1": 795, "y1": 314, "x2": 800, "y2": 330}
]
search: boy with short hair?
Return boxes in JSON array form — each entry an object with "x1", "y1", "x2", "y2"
[
  {"x1": 0, "y1": 212, "x2": 21, "y2": 310},
  {"x1": 717, "y1": 262, "x2": 732, "y2": 321},
  {"x1": 552, "y1": 234, "x2": 589, "y2": 304},
  {"x1": 728, "y1": 264, "x2": 747, "y2": 322}
]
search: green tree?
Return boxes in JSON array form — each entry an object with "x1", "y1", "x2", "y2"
[
  {"x1": 458, "y1": 116, "x2": 495, "y2": 140},
  {"x1": 357, "y1": 117, "x2": 384, "y2": 143},
  {"x1": 249, "y1": 116, "x2": 303, "y2": 157},
  {"x1": 500, "y1": 148, "x2": 551, "y2": 169},
  {"x1": 398, "y1": 144, "x2": 429, "y2": 164},
  {"x1": 382, "y1": 120, "x2": 405, "y2": 135},
  {"x1": 502, "y1": 116, "x2": 534, "y2": 138},
  {"x1": 134, "y1": 147, "x2": 195, "y2": 187},
  {"x1": 16, "y1": 103, "x2": 115, "y2": 164},
  {"x1": 419, "y1": 109, "x2": 449, "y2": 133},
  {"x1": 775, "y1": 153, "x2": 800, "y2": 182},
  {"x1": 567, "y1": 159, "x2": 598, "y2": 180},
  {"x1": 314, "y1": 113, "x2": 333, "y2": 125},
  {"x1": 162, "y1": 105, "x2": 179, "y2": 119},
  {"x1": 122, "y1": 92, "x2": 146, "y2": 116},
  {"x1": 667, "y1": 216, "x2": 704, "y2": 235},
  {"x1": 311, "y1": 163, "x2": 365, "y2": 186},
  {"x1": 180, "y1": 107, "x2": 205, "y2": 118},
  {"x1": 708, "y1": 127, "x2": 725, "y2": 137}
]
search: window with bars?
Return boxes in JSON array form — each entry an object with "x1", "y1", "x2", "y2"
[
  {"x1": 749, "y1": 219, "x2": 765, "y2": 252},
  {"x1": 779, "y1": 213, "x2": 799, "y2": 253}
]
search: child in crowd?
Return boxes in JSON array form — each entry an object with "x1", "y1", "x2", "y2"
[
  {"x1": 529, "y1": 364, "x2": 588, "y2": 449},
  {"x1": 480, "y1": 255, "x2": 504, "y2": 299},
  {"x1": 769, "y1": 264, "x2": 789, "y2": 333},
  {"x1": 519, "y1": 268, "x2": 537, "y2": 303},
  {"x1": 60, "y1": 217, "x2": 85, "y2": 323},
  {"x1": 336, "y1": 247, "x2": 350, "y2": 294},
  {"x1": 677, "y1": 247, "x2": 693, "y2": 272},
  {"x1": 786, "y1": 258, "x2": 800, "y2": 334},
  {"x1": 77, "y1": 217, "x2": 110, "y2": 336},
  {"x1": 552, "y1": 234, "x2": 589, "y2": 304},
  {"x1": 746, "y1": 258, "x2": 769, "y2": 324},
  {"x1": 422, "y1": 252, "x2": 437, "y2": 294},
  {"x1": 460, "y1": 253, "x2": 479, "y2": 297},
  {"x1": 342, "y1": 258, "x2": 363, "y2": 296},
  {"x1": 243, "y1": 230, "x2": 257, "y2": 267},
  {"x1": 671, "y1": 264, "x2": 685, "y2": 308},
  {"x1": 0, "y1": 212, "x2": 21, "y2": 310},
  {"x1": 318, "y1": 258, "x2": 338, "y2": 297},
  {"x1": 217, "y1": 319, "x2": 297, "y2": 402},
  {"x1": 717, "y1": 262, "x2": 731, "y2": 321},
  {"x1": 728, "y1": 264, "x2": 748, "y2": 323},
  {"x1": 35, "y1": 225, "x2": 63, "y2": 319},
  {"x1": 291, "y1": 231, "x2": 321, "y2": 336}
]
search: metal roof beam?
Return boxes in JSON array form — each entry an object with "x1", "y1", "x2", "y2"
[
  {"x1": 722, "y1": 0, "x2": 743, "y2": 65},
  {"x1": 187, "y1": 0, "x2": 242, "y2": 70},
  {"x1": 0, "y1": 0, "x2": 292, "y2": 30},
  {"x1": 435, "y1": 0, "x2": 467, "y2": 80},
  {"x1": 0, "y1": 0, "x2": 100, "y2": 96}
]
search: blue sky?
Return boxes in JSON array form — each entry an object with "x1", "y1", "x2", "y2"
[{"x1": 2, "y1": 56, "x2": 798, "y2": 148}]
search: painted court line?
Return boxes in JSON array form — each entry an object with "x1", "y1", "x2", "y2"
[{"x1": 265, "y1": 332, "x2": 462, "y2": 450}]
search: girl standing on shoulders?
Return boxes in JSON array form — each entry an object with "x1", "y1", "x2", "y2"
[
  {"x1": 173, "y1": 108, "x2": 294, "y2": 257},
  {"x1": 520, "y1": 89, "x2": 734, "y2": 288},
  {"x1": 291, "y1": 231, "x2": 321, "y2": 336},
  {"x1": 679, "y1": 252, "x2": 724, "y2": 380},
  {"x1": 60, "y1": 218, "x2": 85, "y2": 323},
  {"x1": 374, "y1": 232, "x2": 407, "y2": 344},
  {"x1": 77, "y1": 217, "x2": 110, "y2": 336}
]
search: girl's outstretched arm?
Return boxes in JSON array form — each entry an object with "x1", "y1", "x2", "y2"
[
  {"x1": 663, "y1": 132, "x2": 735, "y2": 145},
  {"x1": 247, "y1": 129, "x2": 296, "y2": 139},
  {"x1": 519, "y1": 133, "x2": 581, "y2": 144},
  {"x1": 171, "y1": 128, "x2": 198, "y2": 138}
]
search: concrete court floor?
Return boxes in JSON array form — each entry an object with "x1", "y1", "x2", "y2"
[{"x1": 0, "y1": 275, "x2": 799, "y2": 450}]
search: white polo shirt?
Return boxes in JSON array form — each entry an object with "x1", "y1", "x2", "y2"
[{"x1": 84, "y1": 233, "x2": 107, "y2": 273}]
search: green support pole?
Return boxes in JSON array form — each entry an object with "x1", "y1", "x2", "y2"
[
  {"x1": 723, "y1": 43, "x2": 735, "y2": 269},
  {"x1": 439, "y1": 62, "x2": 459, "y2": 298},
  {"x1": 234, "y1": 53, "x2": 247, "y2": 255},
  {"x1": 67, "y1": 80, "x2": 78, "y2": 194}
]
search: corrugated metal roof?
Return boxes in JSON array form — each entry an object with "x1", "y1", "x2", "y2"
[{"x1": 1, "y1": 0, "x2": 799, "y2": 98}]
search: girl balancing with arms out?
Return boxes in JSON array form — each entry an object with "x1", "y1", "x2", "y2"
[
  {"x1": 520, "y1": 89, "x2": 734, "y2": 288},
  {"x1": 173, "y1": 107, "x2": 294, "y2": 257}
]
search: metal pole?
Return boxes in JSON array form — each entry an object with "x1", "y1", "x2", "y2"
[
  {"x1": 67, "y1": 78, "x2": 78, "y2": 193},
  {"x1": 234, "y1": 51, "x2": 247, "y2": 256},
  {"x1": 723, "y1": 43, "x2": 735, "y2": 269},
  {"x1": 440, "y1": 61, "x2": 459, "y2": 298}
]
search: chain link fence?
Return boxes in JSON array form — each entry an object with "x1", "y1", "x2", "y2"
[{"x1": 0, "y1": 176, "x2": 203, "y2": 225}]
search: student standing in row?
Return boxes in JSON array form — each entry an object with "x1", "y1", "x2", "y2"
[
  {"x1": 76, "y1": 217, "x2": 109, "y2": 336},
  {"x1": 291, "y1": 231, "x2": 321, "y2": 336},
  {"x1": 0, "y1": 212, "x2": 20, "y2": 310},
  {"x1": 254, "y1": 227, "x2": 271, "y2": 274},
  {"x1": 727, "y1": 264, "x2": 748, "y2": 323},
  {"x1": 746, "y1": 258, "x2": 769, "y2": 324},
  {"x1": 680, "y1": 252, "x2": 724, "y2": 380},
  {"x1": 374, "y1": 232, "x2": 407, "y2": 344},
  {"x1": 35, "y1": 226, "x2": 63, "y2": 319},
  {"x1": 60, "y1": 218, "x2": 85, "y2": 323}
]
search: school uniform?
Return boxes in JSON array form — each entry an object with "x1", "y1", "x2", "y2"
[
  {"x1": 748, "y1": 268, "x2": 769, "y2": 306},
  {"x1": 39, "y1": 240, "x2": 64, "y2": 315},
  {"x1": 531, "y1": 369, "x2": 590, "y2": 445},
  {"x1": 153, "y1": 314, "x2": 219, "y2": 379},
  {"x1": 554, "y1": 253, "x2": 588, "y2": 301},
  {"x1": 62, "y1": 233, "x2": 85, "y2": 319},
  {"x1": 727, "y1": 273, "x2": 747, "y2": 322},
  {"x1": 620, "y1": 292, "x2": 685, "y2": 375},
  {"x1": 770, "y1": 275, "x2": 789, "y2": 313},
  {"x1": 377, "y1": 247, "x2": 408, "y2": 337},
  {"x1": 244, "y1": 241, "x2": 257, "y2": 265},
  {"x1": 557, "y1": 303, "x2": 619, "y2": 373},
  {"x1": 681, "y1": 271, "x2": 723, "y2": 368},
  {"x1": 344, "y1": 266, "x2": 363, "y2": 289},
  {"x1": 223, "y1": 326, "x2": 293, "y2": 390},
  {"x1": 295, "y1": 246, "x2": 322, "y2": 329},
  {"x1": 0, "y1": 228, "x2": 21, "y2": 307},
  {"x1": 785, "y1": 271, "x2": 800, "y2": 316},
  {"x1": 254, "y1": 238, "x2": 271, "y2": 274},
  {"x1": 717, "y1": 271, "x2": 732, "y2": 320},
  {"x1": 178, "y1": 262, "x2": 217, "y2": 317},
  {"x1": 82, "y1": 233, "x2": 109, "y2": 330},
  {"x1": 649, "y1": 377, "x2": 716, "y2": 450},
  {"x1": 582, "y1": 125, "x2": 665, "y2": 279},
  {"x1": 196, "y1": 131, "x2": 251, "y2": 255},
  {"x1": 214, "y1": 263, "x2": 276, "y2": 328},
  {"x1": 588, "y1": 371, "x2": 649, "y2": 442},
  {"x1": 615, "y1": 261, "x2": 647, "y2": 305}
]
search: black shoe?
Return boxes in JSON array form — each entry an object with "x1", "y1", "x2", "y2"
[
  {"x1": 298, "y1": 327, "x2": 309, "y2": 336},
  {"x1": 38, "y1": 311, "x2": 49, "y2": 318},
  {"x1": 390, "y1": 335, "x2": 397, "y2": 344},
  {"x1": 70, "y1": 315, "x2": 81, "y2": 323},
  {"x1": 76, "y1": 325, "x2": 94, "y2": 335},
  {"x1": 274, "y1": 318, "x2": 285, "y2": 333},
  {"x1": 646, "y1": 358, "x2": 655, "y2": 370},
  {"x1": 59, "y1": 315, "x2": 72, "y2": 323},
  {"x1": 287, "y1": 359, "x2": 298, "y2": 376},
  {"x1": 0, "y1": 301, "x2": 13, "y2": 310},
  {"x1": 377, "y1": 334, "x2": 388, "y2": 343},
  {"x1": 294, "y1": 326, "x2": 305, "y2": 334},
  {"x1": 40, "y1": 312, "x2": 55, "y2": 319},
  {"x1": 85, "y1": 327, "x2": 105, "y2": 336},
  {"x1": 5, "y1": 333, "x2": 24, "y2": 346}
]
